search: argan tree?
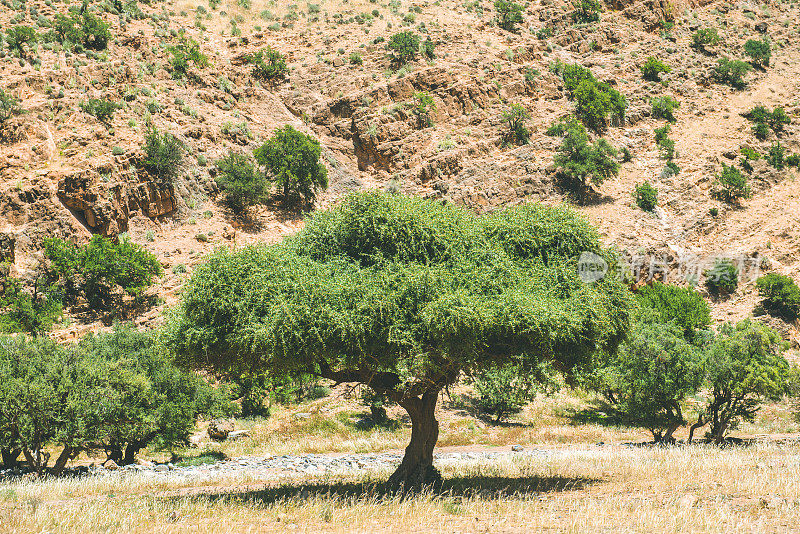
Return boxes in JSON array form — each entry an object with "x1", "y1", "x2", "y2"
[{"x1": 168, "y1": 192, "x2": 633, "y2": 490}]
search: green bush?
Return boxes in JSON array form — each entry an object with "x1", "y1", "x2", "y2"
[
  {"x1": 470, "y1": 364, "x2": 543, "y2": 423},
  {"x1": 573, "y1": 79, "x2": 626, "y2": 132},
  {"x1": 698, "y1": 320, "x2": 789, "y2": 443},
  {"x1": 349, "y1": 51, "x2": 363, "y2": 65},
  {"x1": 142, "y1": 127, "x2": 184, "y2": 182},
  {"x1": 651, "y1": 95, "x2": 679, "y2": 123},
  {"x1": 387, "y1": 30, "x2": 419, "y2": 65},
  {"x1": 767, "y1": 142, "x2": 785, "y2": 170},
  {"x1": 79, "y1": 98, "x2": 120, "y2": 124},
  {"x1": 597, "y1": 318, "x2": 705, "y2": 442},
  {"x1": 501, "y1": 103, "x2": 530, "y2": 144},
  {"x1": 5, "y1": 26, "x2": 37, "y2": 57},
  {"x1": 0, "y1": 273, "x2": 62, "y2": 335},
  {"x1": 634, "y1": 181, "x2": 658, "y2": 212},
  {"x1": 494, "y1": 0, "x2": 524, "y2": 32},
  {"x1": 746, "y1": 106, "x2": 790, "y2": 139},
  {"x1": 756, "y1": 273, "x2": 800, "y2": 320},
  {"x1": 53, "y1": 12, "x2": 111, "y2": 51},
  {"x1": 691, "y1": 28, "x2": 721, "y2": 50},
  {"x1": 704, "y1": 258, "x2": 739, "y2": 295},
  {"x1": 413, "y1": 91, "x2": 436, "y2": 128},
  {"x1": 654, "y1": 125, "x2": 676, "y2": 161},
  {"x1": 558, "y1": 62, "x2": 595, "y2": 96},
  {"x1": 421, "y1": 37, "x2": 436, "y2": 60},
  {"x1": 744, "y1": 38, "x2": 771, "y2": 67},
  {"x1": 214, "y1": 152, "x2": 269, "y2": 213},
  {"x1": 245, "y1": 46, "x2": 288, "y2": 80},
  {"x1": 713, "y1": 58, "x2": 751, "y2": 89},
  {"x1": 711, "y1": 163, "x2": 750, "y2": 203},
  {"x1": 640, "y1": 57, "x2": 671, "y2": 81},
  {"x1": 0, "y1": 330, "x2": 233, "y2": 472},
  {"x1": 572, "y1": 0, "x2": 601, "y2": 23},
  {"x1": 167, "y1": 33, "x2": 209, "y2": 77},
  {"x1": 0, "y1": 89, "x2": 21, "y2": 123},
  {"x1": 636, "y1": 281, "x2": 711, "y2": 339},
  {"x1": 44, "y1": 235, "x2": 162, "y2": 311},
  {"x1": 254, "y1": 125, "x2": 328, "y2": 205},
  {"x1": 554, "y1": 121, "x2": 619, "y2": 200}
]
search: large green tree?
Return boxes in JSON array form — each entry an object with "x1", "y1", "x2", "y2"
[{"x1": 168, "y1": 192, "x2": 632, "y2": 489}]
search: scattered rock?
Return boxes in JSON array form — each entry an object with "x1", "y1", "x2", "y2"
[
  {"x1": 678, "y1": 494, "x2": 698, "y2": 509},
  {"x1": 154, "y1": 464, "x2": 170, "y2": 473},
  {"x1": 511, "y1": 444, "x2": 524, "y2": 452},
  {"x1": 228, "y1": 429, "x2": 251, "y2": 441},
  {"x1": 755, "y1": 21, "x2": 768, "y2": 33},
  {"x1": 104, "y1": 460, "x2": 119, "y2": 470}
]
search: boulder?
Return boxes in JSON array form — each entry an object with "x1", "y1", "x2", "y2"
[{"x1": 208, "y1": 418, "x2": 235, "y2": 441}]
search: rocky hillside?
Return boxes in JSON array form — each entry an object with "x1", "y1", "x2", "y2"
[{"x1": 0, "y1": 0, "x2": 798, "y2": 342}]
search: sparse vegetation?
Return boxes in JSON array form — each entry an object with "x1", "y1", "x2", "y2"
[
  {"x1": 142, "y1": 127, "x2": 184, "y2": 182},
  {"x1": 494, "y1": 0, "x2": 524, "y2": 32},
  {"x1": 413, "y1": 91, "x2": 436, "y2": 128},
  {"x1": 744, "y1": 38, "x2": 771, "y2": 68},
  {"x1": 651, "y1": 96, "x2": 680, "y2": 123},
  {"x1": 634, "y1": 181, "x2": 658, "y2": 212},
  {"x1": 713, "y1": 58, "x2": 752, "y2": 89},
  {"x1": 246, "y1": 46, "x2": 288, "y2": 80},
  {"x1": 215, "y1": 152, "x2": 269, "y2": 214},
  {"x1": 501, "y1": 103, "x2": 530, "y2": 144},
  {"x1": 691, "y1": 28, "x2": 722, "y2": 51},
  {"x1": 387, "y1": 30, "x2": 419, "y2": 65},
  {"x1": 554, "y1": 121, "x2": 619, "y2": 200},
  {"x1": 640, "y1": 57, "x2": 670, "y2": 81},
  {"x1": 79, "y1": 98, "x2": 120, "y2": 124},
  {"x1": 167, "y1": 33, "x2": 209, "y2": 78},
  {"x1": 572, "y1": 0, "x2": 601, "y2": 23},
  {"x1": 712, "y1": 163, "x2": 750, "y2": 203}
]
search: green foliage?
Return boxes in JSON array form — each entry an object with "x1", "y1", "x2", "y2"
[
  {"x1": 387, "y1": 30, "x2": 419, "y2": 65},
  {"x1": 0, "y1": 89, "x2": 21, "y2": 124},
  {"x1": 53, "y1": 12, "x2": 111, "y2": 51},
  {"x1": 598, "y1": 318, "x2": 705, "y2": 442},
  {"x1": 5, "y1": 26, "x2": 37, "y2": 57},
  {"x1": 470, "y1": 363, "x2": 544, "y2": 422},
  {"x1": 651, "y1": 96, "x2": 679, "y2": 123},
  {"x1": 558, "y1": 62, "x2": 595, "y2": 96},
  {"x1": 767, "y1": 142, "x2": 785, "y2": 170},
  {"x1": 413, "y1": 91, "x2": 436, "y2": 128},
  {"x1": 554, "y1": 121, "x2": 619, "y2": 199},
  {"x1": 0, "y1": 330, "x2": 233, "y2": 472},
  {"x1": 245, "y1": 46, "x2": 288, "y2": 80},
  {"x1": 756, "y1": 273, "x2": 800, "y2": 320},
  {"x1": 691, "y1": 27, "x2": 721, "y2": 50},
  {"x1": 704, "y1": 258, "x2": 739, "y2": 295},
  {"x1": 494, "y1": 0, "x2": 524, "y2": 32},
  {"x1": 573, "y1": 78, "x2": 626, "y2": 131},
  {"x1": 253, "y1": 125, "x2": 328, "y2": 205},
  {"x1": 711, "y1": 163, "x2": 750, "y2": 203},
  {"x1": 44, "y1": 235, "x2": 162, "y2": 311},
  {"x1": 167, "y1": 33, "x2": 209, "y2": 77},
  {"x1": 501, "y1": 103, "x2": 530, "y2": 144},
  {"x1": 79, "y1": 98, "x2": 120, "y2": 124},
  {"x1": 214, "y1": 152, "x2": 269, "y2": 213},
  {"x1": 740, "y1": 146, "x2": 762, "y2": 161},
  {"x1": 640, "y1": 57, "x2": 671, "y2": 81},
  {"x1": 349, "y1": 51, "x2": 363, "y2": 65},
  {"x1": 142, "y1": 127, "x2": 184, "y2": 182},
  {"x1": 654, "y1": 125, "x2": 676, "y2": 161},
  {"x1": 572, "y1": 0, "x2": 601, "y2": 23},
  {"x1": 168, "y1": 191, "x2": 633, "y2": 415},
  {"x1": 636, "y1": 281, "x2": 712, "y2": 339},
  {"x1": 421, "y1": 37, "x2": 436, "y2": 60},
  {"x1": 633, "y1": 181, "x2": 658, "y2": 212},
  {"x1": 700, "y1": 320, "x2": 789, "y2": 442},
  {"x1": 744, "y1": 38, "x2": 771, "y2": 67},
  {"x1": 746, "y1": 106, "x2": 790, "y2": 139},
  {"x1": 0, "y1": 274, "x2": 62, "y2": 335},
  {"x1": 713, "y1": 58, "x2": 751, "y2": 89},
  {"x1": 545, "y1": 116, "x2": 581, "y2": 137}
]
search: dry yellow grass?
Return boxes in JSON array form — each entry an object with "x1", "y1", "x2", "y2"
[{"x1": 4, "y1": 443, "x2": 800, "y2": 533}]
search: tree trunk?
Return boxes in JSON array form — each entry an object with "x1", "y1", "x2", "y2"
[
  {"x1": 387, "y1": 389, "x2": 443, "y2": 492},
  {"x1": 52, "y1": 446, "x2": 77, "y2": 476},
  {"x1": 688, "y1": 415, "x2": 706, "y2": 444},
  {"x1": 0, "y1": 448, "x2": 20, "y2": 469}
]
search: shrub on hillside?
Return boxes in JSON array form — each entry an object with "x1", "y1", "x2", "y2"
[
  {"x1": 501, "y1": 103, "x2": 530, "y2": 144},
  {"x1": 651, "y1": 96, "x2": 680, "y2": 123},
  {"x1": 573, "y1": 79, "x2": 626, "y2": 131},
  {"x1": 494, "y1": 0, "x2": 524, "y2": 32},
  {"x1": 554, "y1": 121, "x2": 619, "y2": 200},
  {"x1": 713, "y1": 58, "x2": 751, "y2": 89},
  {"x1": 387, "y1": 30, "x2": 419, "y2": 65},
  {"x1": 214, "y1": 152, "x2": 269, "y2": 213},
  {"x1": 0, "y1": 89, "x2": 21, "y2": 124},
  {"x1": 756, "y1": 273, "x2": 800, "y2": 320},
  {"x1": 4, "y1": 26, "x2": 37, "y2": 57},
  {"x1": 691, "y1": 27, "x2": 721, "y2": 51},
  {"x1": 744, "y1": 38, "x2": 771, "y2": 68},
  {"x1": 0, "y1": 273, "x2": 62, "y2": 335},
  {"x1": 44, "y1": 235, "x2": 162, "y2": 311},
  {"x1": 142, "y1": 127, "x2": 184, "y2": 182},
  {"x1": 746, "y1": 106, "x2": 790, "y2": 140},
  {"x1": 704, "y1": 258, "x2": 739, "y2": 295},
  {"x1": 640, "y1": 57, "x2": 671, "y2": 81},
  {"x1": 711, "y1": 163, "x2": 750, "y2": 203},
  {"x1": 572, "y1": 0, "x2": 601, "y2": 23},
  {"x1": 767, "y1": 142, "x2": 785, "y2": 170},
  {"x1": 79, "y1": 98, "x2": 120, "y2": 124},
  {"x1": 245, "y1": 46, "x2": 288, "y2": 80},
  {"x1": 413, "y1": 91, "x2": 436, "y2": 128},
  {"x1": 254, "y1": 125, "x2": 328, "y2": 205},
  {"x1": 633, "y1": 181, "x2": 658, "y2": 212},
  {"x1": 167, "y1": 33, "x2": 209, "y2": 77}
]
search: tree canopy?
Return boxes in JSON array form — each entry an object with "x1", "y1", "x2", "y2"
[{"x1": 168, "y1": 192, "x2": 633, "y2": 489}]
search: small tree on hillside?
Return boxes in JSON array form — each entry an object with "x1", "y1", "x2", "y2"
[
  {"x1": 168, "y1": 192, "x2": 633, "y2": 490},
  {"x1": 711, "y1": 163, "x2": 750, "y2": 204},
  {"x1": 744, "y1": 38, "x2": 771, "y2": 68},
  {"x1": 501, "y1": 103, "x2": 530, "y2": 145},
  {"x1": 387, "y1": 31, "x2": 420, "y2": 65},
  {"x1": 572, "y1": 0, "x2": 601, "y2": 23},
  {"x1": 636, "y1": 282, "x2": 711, "y2": 339},
  {"x1": 215, "y1": 152, "x2": 269, "y2": 213},
  {"x1": 254, "y1": 125, "x2": 328, "y2": 205},
  {"x1": 554, "y1": 121, "x2": 619, "y2": 201},
  {"x1": 494, "y1": 0, "x2": 524, "y2": 32},
  {"x1": 142, "y1": 127, "x2": 184, "y2": 182}
]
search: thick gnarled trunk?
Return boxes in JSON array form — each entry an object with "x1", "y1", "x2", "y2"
[{"x1": 387, "y1": 390, "x2": 443, "y2": 492}]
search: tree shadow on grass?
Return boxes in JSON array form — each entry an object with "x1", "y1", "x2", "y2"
[{"x1": 191, "y1": 473, "x2": 600, "y2": 505}]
